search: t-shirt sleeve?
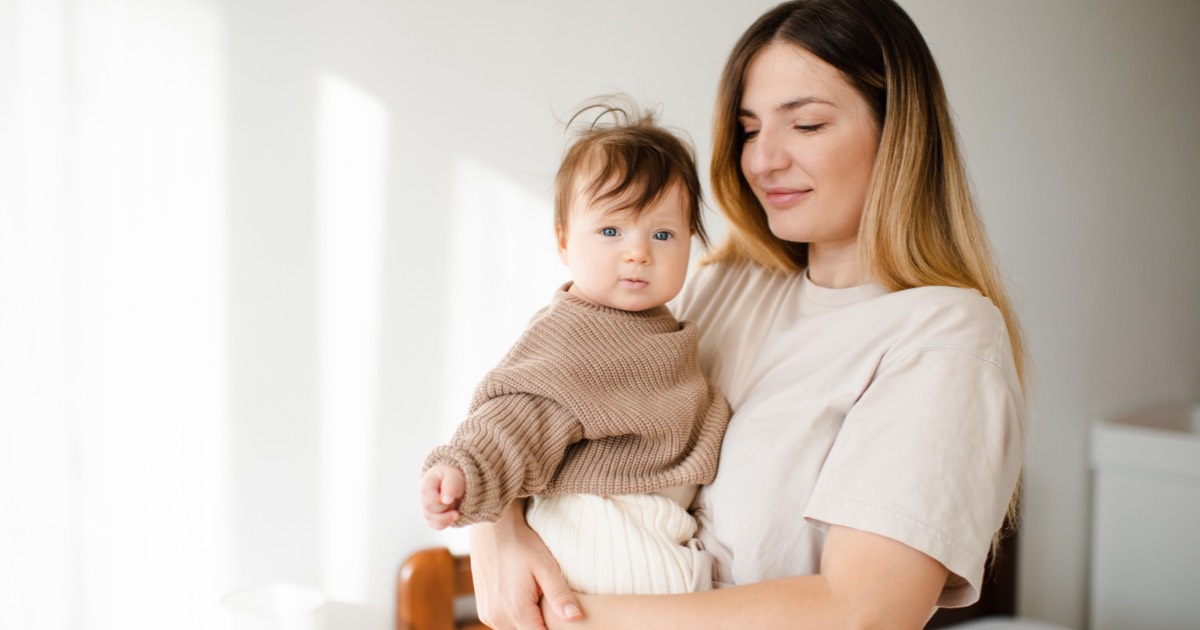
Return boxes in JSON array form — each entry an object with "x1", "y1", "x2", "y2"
[{"x1": 803, "y1": 346, "x2": 1024, "y2": 607}]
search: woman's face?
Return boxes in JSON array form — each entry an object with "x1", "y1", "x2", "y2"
[{"x1": 738, "y1": 42, "x2": 881, "y2": 252}]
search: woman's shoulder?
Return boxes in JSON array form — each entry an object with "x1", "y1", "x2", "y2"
[
  {"x1": 675, "y1": 260, "x2": 799, "y2": 319},
  {"x1": 684, "y1": 258, "x2": 767, "y2": 292},
  {"x1": 887, "y1": 284, "x2": 1002, "y2": 325},
  {"x1": 877, "y1": 284, "x2": 1011, "y2": 367}
]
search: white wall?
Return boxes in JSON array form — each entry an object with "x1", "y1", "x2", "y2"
[{"x1": 80, "y1": 0, "x2": 1200, "y2": 627}]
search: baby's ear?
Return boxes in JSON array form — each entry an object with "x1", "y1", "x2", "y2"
[{"x1": 555, "y1": 225, "x2": 569, "y2": 264}]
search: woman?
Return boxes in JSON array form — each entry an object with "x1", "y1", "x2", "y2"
[{"x1": 470, "y1": 0, "x2": 1027, "y2": 627}]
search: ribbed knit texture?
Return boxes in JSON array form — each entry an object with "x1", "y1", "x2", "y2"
[
  {"x1": 424, "y1": 284, "x2": 732, "y2": 525},
  {"x1": 526, "y1": 493, "x2": 714, "y2": 594}
]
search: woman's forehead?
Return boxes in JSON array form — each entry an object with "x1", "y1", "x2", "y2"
[{"x1": 741, "y1": 43, "x2": 854, "y2": 108}]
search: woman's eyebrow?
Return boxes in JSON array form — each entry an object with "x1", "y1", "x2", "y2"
[{"x1": 739, "y1": 96, "x2": 833, "y2": 119}]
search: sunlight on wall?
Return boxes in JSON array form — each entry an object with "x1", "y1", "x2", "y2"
[
  {"x1": 315, "y1": 73, "x2": 387, "y2": 603},
  {"x1": 74, "y1": 1, "x2": 230, "y2": 627},
  {"x1": 442, "y1": 157, "x2": 568, "y2": 428},
  {"x1": 0, "y1": 1, "x2": 75, "y2": 629},
  {"x1": 436, "y1": 158, "x2": 565, "y2": 548},
  {"x1": 0, "y1": 1, "x2": 229, "y2": 629}
]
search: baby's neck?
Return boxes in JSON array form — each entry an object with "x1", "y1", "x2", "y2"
[{"x1": 565, "y1": 282, "x2": 665, "y2": 313}]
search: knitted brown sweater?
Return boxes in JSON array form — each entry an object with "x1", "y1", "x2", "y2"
[{"x1": 424, "y1": 285, "x2": 731, "y2": 526}]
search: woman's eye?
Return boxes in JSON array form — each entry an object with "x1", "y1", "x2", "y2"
[
  {"x1": 796, "y1": 123, "x2": 826, "y2": 133},
  {"x1": 741, "y1": 128, "x2": 759, "y2": 141},
  {"x1": 600, "y1": 227, "x2": 619, "y2": 237},
  {"x1": 653, "y1": 231, "x2": 673, "y2": 241}
]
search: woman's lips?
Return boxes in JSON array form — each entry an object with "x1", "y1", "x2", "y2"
[{"x1": 763, "y1": 187, "x2": 812, "y2": 207}]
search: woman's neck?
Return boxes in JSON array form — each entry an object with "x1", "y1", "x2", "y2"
[{"x1": 806, "y1": 242, "x2": 870, "y2": 289}]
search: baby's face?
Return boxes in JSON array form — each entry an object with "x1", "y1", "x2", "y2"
[{"x1": 556, "y1": 182, "x2": 692, "y2": 312}]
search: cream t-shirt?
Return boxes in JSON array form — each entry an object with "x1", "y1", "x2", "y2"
[{"x1": 673, "y1": 261, "x2": 1024, "y2": 608}]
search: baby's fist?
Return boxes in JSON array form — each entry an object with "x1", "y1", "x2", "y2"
[{"x1": 418, "y1": 464, "x2": 466, "y2": 530}]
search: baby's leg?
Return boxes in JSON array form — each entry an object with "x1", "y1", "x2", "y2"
[{"x1": 526, "y1": 493, "x2": 715, "y2": 595}]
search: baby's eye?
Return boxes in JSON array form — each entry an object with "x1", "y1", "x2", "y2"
[
  {"x1": 600, "y1": 227, "x2": 619, "y2": 237},
  {"x1": 653, "y1": 231, "x2": 673, "y2": 241}
]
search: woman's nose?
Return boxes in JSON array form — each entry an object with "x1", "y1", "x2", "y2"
[{"x1": 743, "y1": 129, "x2": 789, "y2": 177}]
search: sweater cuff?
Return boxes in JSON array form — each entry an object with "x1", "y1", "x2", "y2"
[{"x1": 423, "y1": 445, "x2": 506, "y2": 526}]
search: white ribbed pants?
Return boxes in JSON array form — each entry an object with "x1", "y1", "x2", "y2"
[{"x1": 525, "y1": 493, "x2": 714, "y2": 595}]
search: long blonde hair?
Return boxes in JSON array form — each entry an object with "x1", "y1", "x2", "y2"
[{"x1": 709, "y1": 0, "x2": 1026, "y2": 393}]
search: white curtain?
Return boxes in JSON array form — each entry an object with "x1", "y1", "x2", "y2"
[{"x1": 0, "y1": 1, "x2": 230, "y2": 628}]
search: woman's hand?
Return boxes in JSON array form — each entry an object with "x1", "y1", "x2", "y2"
[
  {"x1": 542, "y1": 594, "x2": 596, "y2": 629},
  {"x1": 469, "y1": 500, "x2": 583, "y2": 630}
]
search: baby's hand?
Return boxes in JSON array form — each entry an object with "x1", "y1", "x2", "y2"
[{"x1": 419, "y1": 464, "x2": 466, "y2": 530}]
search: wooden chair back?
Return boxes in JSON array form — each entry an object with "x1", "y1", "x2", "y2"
[{"x1": 396, "y1": 547, "x2": 487, "y2": 630}]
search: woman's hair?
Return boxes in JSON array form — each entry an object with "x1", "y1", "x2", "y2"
[
  {"x1": 555, "y1": 96, "x2": 708, "y2": 247},
  {"x1": 709, "y1": 0, "x2": 1028, "y2": 541},
  {"x1": 710, "y1": 0, "x2": 1026, "y2": 391}
]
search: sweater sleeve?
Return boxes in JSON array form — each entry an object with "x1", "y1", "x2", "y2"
[{"x1": 423, "y1": 393, "x2": 583, "y2": 525}]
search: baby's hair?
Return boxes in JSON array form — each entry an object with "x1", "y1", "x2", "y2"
[{"x1": 554, "y1": 95, "x2": 708, "y2": 247}]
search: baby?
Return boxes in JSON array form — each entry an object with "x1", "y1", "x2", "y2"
[{"x1": 420, "y1": 98, "x2": 730, "y2": 595}]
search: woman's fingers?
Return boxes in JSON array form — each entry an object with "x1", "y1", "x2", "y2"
[
  {"x1": 470, "y1": 509, "x2": 561, "y2": 629},
  {"x1": 534, "y1": 564, "x2": 583, "y2": 622}
]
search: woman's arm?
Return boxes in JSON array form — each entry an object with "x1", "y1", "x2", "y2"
[
  {"x1": 469, "y1": 500, "x2": 584, "y2": 630},
  {"x1": 547, "y1": 525, "x2": 948, "y2": 629}
]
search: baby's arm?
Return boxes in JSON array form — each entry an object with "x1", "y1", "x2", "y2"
[
  {"x1": 424, "y1": 394, "x2": 582, "y2": 526},
  {"x1": 418, "y1": 463, "x2": 467, "y2": 530}
]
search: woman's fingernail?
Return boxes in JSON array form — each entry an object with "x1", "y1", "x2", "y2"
[{"x1": 563, "y1": 603, "x2": 582, "y2": 619}]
